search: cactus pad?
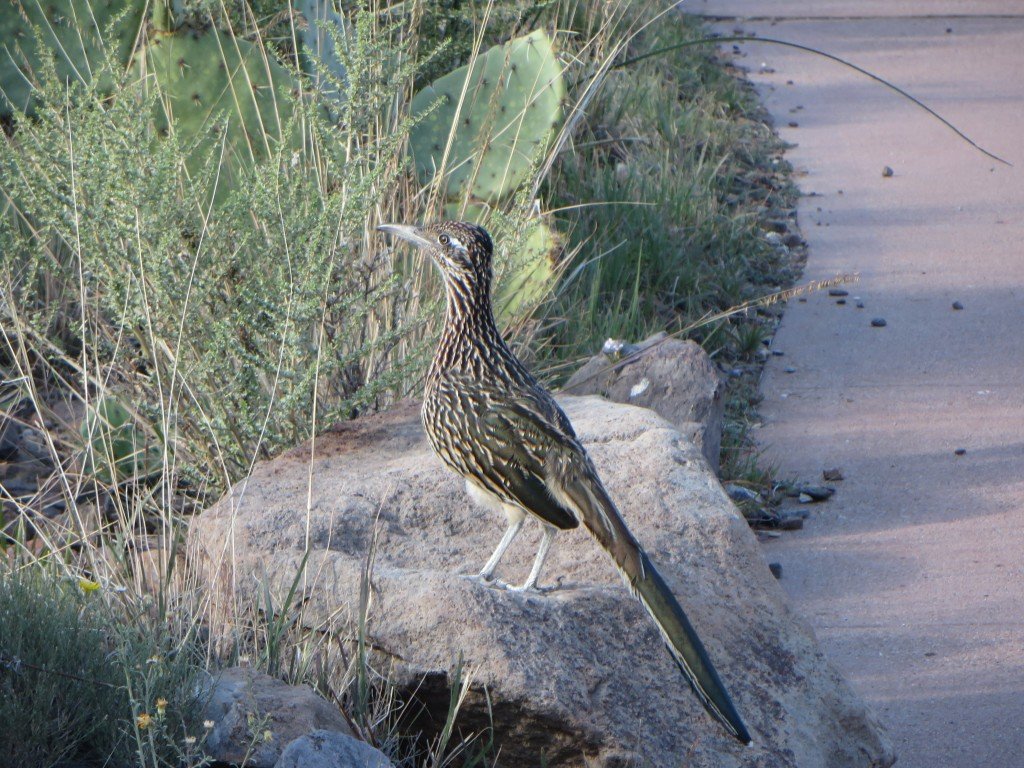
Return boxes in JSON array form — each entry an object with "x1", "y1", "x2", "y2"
[
  {"x1": 0, "y1": 0, "x2": 145, "y2": 117},
  {"x1": 494, "y1": 219, "x2": 559, "y2": 322},
  {"x1": 296, "y1": 0, "x2": 350, "y2": 104},
  {"x1": 81, "y1": 396, "x2": 161, "y2": 483},
  {"x1": 132, "y1": 28, "x2": 303, "y2": 187},
  {"x1": 410, "y1": 30, "x2": 565, "y2": 203}
]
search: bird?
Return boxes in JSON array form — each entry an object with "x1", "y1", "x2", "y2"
[{"x1": 377, "y1": 220, "x2": 751, "y2": 745}]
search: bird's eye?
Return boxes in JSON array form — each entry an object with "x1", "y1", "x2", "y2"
[{"x1": 438, "y1": 234, "x2": 450, "y2": 246}]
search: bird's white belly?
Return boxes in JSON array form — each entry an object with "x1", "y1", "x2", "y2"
[{"x1": 465, "y1": 478, "x2": 527, "y2": 525}]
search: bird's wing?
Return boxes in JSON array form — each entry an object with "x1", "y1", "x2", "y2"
[{"x1": 474, "y1": 392, "x2": 582, "y2": 530}]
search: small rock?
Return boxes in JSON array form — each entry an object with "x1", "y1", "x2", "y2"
[
  {"x1": 771, "y1": 350, "x2": 785, "y2": 356},
  {"x1": 276, "y1": 730, "x2": 393, "y2": 768},
  {"x1": 798, "y1": 297, "x2": 807, "y2": 303},
  {"x1": 747, "y1": 508, "x2": 781, "y2": 527},
  {"x1": 954, "y1": 448, "x2": 967, "y2": 456},
  {"x1": 768, "y1": 562, "x2": 783, "y2": 579},
  {"x1": 784, "y1": 366, "x2": 796, "y2": 374},
  {"x1": 828, "y1": 289, "x2": 849, "y2": 297},
  {"x1": 856, "y1": 301, "x2": 865, "y2": 309},
  {"x1": 567, "y1": 337, "x2": 725, "y2": 473},
  {"x1": 836, "y1": 299, "x2": 846, "y2": 305},
  {"x1": 42, "y1": 501, "x2": 67, "y2": 517},
  {"x1": 601, "y1": 337, "x2": 640, "y2": 360},
  {"x1": 788, "y1": 121, "x2": 799, "y2": 128},
  {"x1": 952, "y1": 301, "x2": 964, "y2": 310},
  {"x1": 797, "y1": 485, "x2": 835, "y2": 501},
  {"x1": 871, "y1": 318, "x2": 887, "y2": 328},
  {"x1": 765, "y1": 231, "x2": 784, "y2": 246},
  {"x1": 779, "y1": 516, "x2": 804, "y2": 531},
  {"x1": 725, "y1": 483, "x2": 763, "y2": 505},
  {"x1": 882, "y1": 166, "x2": 894, "y2": 178},
  {"x1": 0, "y1": 418, "x2": 20, "y2": 461},
  {"x1": 798, "y1": 493, "x2": 814, "y2": 504},
  {"x1": 782, "y1": 232, "x2": 803, "y2": 248},
  {"x1": 0, "y1": 475, "x2": 37, "y2": 498},
  {"x1": 822, "y1": 468, "x2": 844, "y2": 482}
]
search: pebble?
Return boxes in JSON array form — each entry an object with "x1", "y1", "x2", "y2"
[
  {"x1": 783, "y1": 233, "x2": 804, "y2": 248},
  {"x1": 954, "y1": 447, "x2": 967, "y2": 456},
  {"x1": 952, "y1": 301, "x2": 964, "y2": 310},
  {"x1": 768, "y1": 562, "x2": 783, "y2": 579},
  {"x1": 788, "y1": 121, "x2": 799, "y2": 128},
  {"x1": 0, "y1": 419, "x2": 19, "y2": 461},
  {"x1": 798, "y1": 492, "x2": 814, "y2": 503},
  {"x1": 771, "y1": 350, "x2": 785, "y2": 356},
  {"x1": 747, "y1": 508, "x2": 780, "y2": 528},
  {"x1": 836, "y1": 299, "x2": 846, "y2": 305},
  {"x1": 794, "y1": 485, "x2": 835, "y2": 501},
  {"x1": 43, "y1": 501, "x2": 67, "y2": 517},
  {"x1": 856, "y1": 301, "x2": 865, "y2": 309},
  {"x1": 784, "y1": 366, "x2": 796, "y2": 373},
  {"x1": 725, "y1": 484, "x2": 763, "y2": 505},
  {"x1": 882, "y1": 166, "x2": 894, "y2": 177},
  {"x1": 822, "y1": 467, "x2": 844, "y2": 481},
  {"x1": 828, "y1": 288, "x2": 849, "y2": 297},
  {"x1": 871, "y1": 317, "x2": 887, "y2": 327},
  {"x1": 779, "y1": 516, "x2": 804, "y2": 531}
]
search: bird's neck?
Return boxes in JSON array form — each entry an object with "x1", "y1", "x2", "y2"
[{"x1": 431, "y1": 281, "x2": 506, "y2": 376}]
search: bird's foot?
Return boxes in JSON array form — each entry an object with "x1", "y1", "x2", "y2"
[
  {"x1": 508, "y1": 582, "x2": 556, "y2": 595},
  {"x1": 459, "y1": 572, "x2": 509, "y2": 590}
]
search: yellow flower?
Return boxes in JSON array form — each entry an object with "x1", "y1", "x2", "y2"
[
  {"x1": 262, "y1": 729, "x2": 273, "y2": 743},
  {"x1": 136, "y1": 713, "x2": 152, "y2": 730},
  {"x1": 78, "y1": 578, "x2": 100, "y2": 594},
  {"x1": 156, "y1": 698, "x2": 167, "y2": 716}
]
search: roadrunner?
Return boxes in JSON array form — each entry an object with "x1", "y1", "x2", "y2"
[{"x1": 378, "y1": 220, "x2": 751, "y2": 744}]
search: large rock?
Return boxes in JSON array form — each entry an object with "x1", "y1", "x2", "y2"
[
  {"x1": 564, "y1": 335, "x2": 726, "y2": 473},
  {"x1": 190, "y1": 397, "x2": 894, "y2": 768}
]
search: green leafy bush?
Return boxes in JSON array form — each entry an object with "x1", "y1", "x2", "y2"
[
  {"x1": 1, "y1": 10, "x2": 428, "y2": 492},
  {"x1": 0, "y1": 563, "x2": 207, "y2": 766}
]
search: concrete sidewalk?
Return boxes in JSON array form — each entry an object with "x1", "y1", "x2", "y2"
[{"x1": 693, "y1": 3, "x2": 1024, "y2": 767}]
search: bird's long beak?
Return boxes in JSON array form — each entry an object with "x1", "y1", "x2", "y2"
[{"x1": 377, "y1": 224, "x2": 432, "y2": 250}]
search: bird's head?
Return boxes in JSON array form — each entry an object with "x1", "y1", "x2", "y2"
[{"x1": 377, "y1": 221, "x2": 494, "y2": 300}]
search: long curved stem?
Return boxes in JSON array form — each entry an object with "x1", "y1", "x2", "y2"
[{"x1": 616, "y1": 34, "x2": 1011, "y2": 167}]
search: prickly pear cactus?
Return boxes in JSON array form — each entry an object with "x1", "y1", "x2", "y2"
[
  {"x1": 131, "y1": 28, "x2": 303, "y2": 187},
  {"x1": 0, "y1": 0, "x2": 146, "y2": 118},
  {"x1": 296, "y1": 0, "x2": 350, "y2": 104},
  {"x1": 81, "y1": 396, "x2": 161, "y2": 483},
  {"x1": 410, "y1": 30, "x2": 565, "y2": 203},
  {"x1": 494, "y1": 219, "x2": 559, "y2": 322}
]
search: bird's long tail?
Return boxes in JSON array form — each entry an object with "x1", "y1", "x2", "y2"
[{"x1": 564, "y1": 473, "x2": 752, "y2": 744}]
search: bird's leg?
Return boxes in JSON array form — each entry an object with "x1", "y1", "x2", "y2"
[
  {"x1": 511, "y1": 524, "x2": 558, "y2": 593},
  {"x1": 476, "y1": 516, "x2": 525, "y2": 582}
]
